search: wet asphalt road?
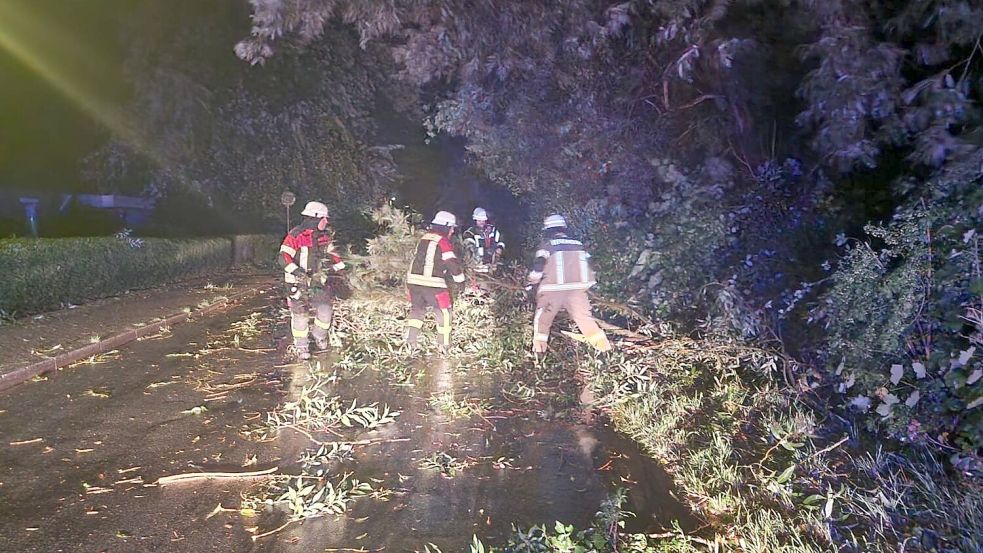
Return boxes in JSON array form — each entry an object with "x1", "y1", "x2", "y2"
[
  {"x1": 0, "y1": 289, "x2": 284, "y2": 553},
  {"x1": 0, "y1": 286, "x2": 691, "y2": 552}
]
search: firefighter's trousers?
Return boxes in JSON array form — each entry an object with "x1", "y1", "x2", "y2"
[
  {"x1": 532, "y1": 289, "x2": 611, "y2": 353},
  {"x1": 288, "y1": 288, "x2": 333, "y2": 352},
  {"x1": 405, "y1": 285, "x2": 453, "y2": 348}
]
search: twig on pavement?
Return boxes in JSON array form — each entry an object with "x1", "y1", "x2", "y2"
[{"x1": 157, "y1": 466, "x2": 279, "y2": 486}]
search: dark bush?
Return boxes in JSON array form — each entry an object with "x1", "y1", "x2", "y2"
[{"x1": 0, "y1": 234, "x2": 276, "y2": 316}]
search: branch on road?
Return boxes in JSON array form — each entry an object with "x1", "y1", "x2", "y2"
[{"x1": 156, "y1": 466, "x2": 279, "y2": 486}]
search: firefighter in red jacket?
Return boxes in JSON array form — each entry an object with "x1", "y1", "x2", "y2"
[
  {"x1": 463, "y1": 207, "x2": 505, "y2": 274},
  {"x1": 405, "y1": 210, "x2": 466, "y2": 351},
  {"x1": 527, "y1": 214, "x2": 611, "y2": 354},
  {"x1": 278, "y1": 201, "x2": 346, "y2": 360}
]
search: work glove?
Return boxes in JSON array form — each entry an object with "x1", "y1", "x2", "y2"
[
  {"x1": 328, "y1": 271, "x2": 353, "y2": 300},
  {"x1": 524, "y1": 283, "x2": 539, "y2": 303},
  {"x1": 293, "y1": 271, "x2": 312, "y2": 289}
]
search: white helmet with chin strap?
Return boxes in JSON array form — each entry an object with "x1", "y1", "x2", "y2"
[
  {"x1": 301, "y1": 201, "x2": 329, "y2": 218},
  {"x1": 431, "y1": 210, "x2": 457, "y2": 227},
  {"x1": 472, "y1": 207, "x2": 488, "y2": 221},
  {"x1": 543, "y1": 214, "x2": 567, "y2": 229}
]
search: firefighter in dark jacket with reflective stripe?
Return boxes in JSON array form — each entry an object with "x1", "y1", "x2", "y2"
[
  {"x1": 405, "y1": 210, "x2": 466, "y2": 351},
  {"x1": 462, "y1": 207, "x2": 505, "y2": 273},
  {"x1": 527, "y1": 214, "x2": 611, "y2": 353},
  {"x1": 278, "y1": 201, "x2": 346, "y2": 360}
]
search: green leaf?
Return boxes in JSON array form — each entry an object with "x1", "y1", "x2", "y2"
[
  {"x1": 775, "y1": 464, "x2": 796, "y2": 484},
  {"x1": 803, "y1": 494, "x2": 826, "y2": 506},
  {"x1": 824, "y1": 494, "x2": 836, "y2": 519}
]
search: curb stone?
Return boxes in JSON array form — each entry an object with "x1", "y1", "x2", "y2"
[{"x1": 0, "y1": 285, "x2": 267, "y2": 393}]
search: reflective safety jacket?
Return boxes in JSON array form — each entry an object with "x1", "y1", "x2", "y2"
[
  {"x1": 527, "y1": 232, "x2": 596, "y2": 292},
  {"x1": 463, "y1": 225, "x2": 505, "y2": 265},
  {"x1": 278, "y1": 225, "x2": 345, "y2": 284},
  {"x1": 406, "y1": 231, "x2": 466, "y2": 288}
]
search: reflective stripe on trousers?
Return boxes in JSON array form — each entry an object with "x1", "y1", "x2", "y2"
[
  {"x1": 532, "y1": 289, "x2": 607, "y2": 353},
  {"x1": 289, "y1": 290, "x2": 333, "y2": 347},
  {"x1": 405, "y1": 285, "x2": 453, "y2": 348}
]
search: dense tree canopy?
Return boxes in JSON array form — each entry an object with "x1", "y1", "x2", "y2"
[
  {"x1": 93, "y1": 1, "x2": 981, "y2": 450},
  {"x1": 232, "y1": 0, "x2": 983, "y2": 451},
  {"x1": 86, "y1": 0, "x2": 408, "y2": 233}
]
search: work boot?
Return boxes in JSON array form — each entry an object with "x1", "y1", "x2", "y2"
[
  {"x1": 314, "y1": 338, "x2": 329, "y2": 353},
  {"x1": 295, "y1": 345, "x2": 311, "y2": 361}
]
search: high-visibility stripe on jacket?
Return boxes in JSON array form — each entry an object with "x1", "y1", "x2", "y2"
[
  {"x1": 279, "y1": 225, "x2": 345, "y2": 283},
  {"x1": 463, "y1": 225, "x2": 505, "y2": 264},
  {"x1": 406, "y1": 232, "x2": 465, "y2": 288},
  {"x1": 527, "y1": 233, "x2": 596, "y2": 291}
]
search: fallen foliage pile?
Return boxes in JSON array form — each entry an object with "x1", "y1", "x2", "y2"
[
  {"x1": 572, "y1": 330, "x2": 983, "y2": 552},
  {"x1": 332, "y1": 207, "x2": 983, "y2": 551}
]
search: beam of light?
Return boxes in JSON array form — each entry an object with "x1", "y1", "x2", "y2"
[
  {"x1": 0, "y1": 1, "x2": 161, "y2": 168},
  {"x1": 0, "y1": 2, "x2": 266, "y2": 231}
]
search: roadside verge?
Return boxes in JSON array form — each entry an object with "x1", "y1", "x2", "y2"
[{"x1": 0, "y1": 279, "x2": 271, "y2": 393}]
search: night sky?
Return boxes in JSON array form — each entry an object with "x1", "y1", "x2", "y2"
[{"x1": 0, "y1": 0, "x2": 132, "y2": 193}]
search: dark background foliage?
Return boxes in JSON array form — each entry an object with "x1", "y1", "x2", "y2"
[
  {"x1": 229, "y1": 0, "x2": 983, "y2": 453},
  {"x1": 80, "y1": 0, "x2": 411, "y2": 235},
  {"x1": 24, "y1": 0, "x2": 976, "y2": 453}
]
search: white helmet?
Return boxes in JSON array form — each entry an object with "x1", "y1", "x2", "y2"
[
  {"x1": 431, "y1": 210, "x2": 457, "y2": 227},
  {"x1": 301, "y1": 201, "x2": 329, "y2": 218},
  {"x1": 472, "y1": 207, "x2": 488, "y2": 221},
  {"x1": 543, "y1": 214, "x2": 566, "y2": 229}
]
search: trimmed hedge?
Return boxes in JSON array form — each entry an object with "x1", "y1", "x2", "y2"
[
  {"x1": 0, "y1": 234, "x2": 278, "y2": 316},
  {"x1": 232, "y1": 234, "x2": 281, "y2": 267}
]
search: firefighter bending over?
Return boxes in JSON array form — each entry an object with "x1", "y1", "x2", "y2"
[
  {"x1": 463, "y1": 207, "x2": 505, "y2": 274},
  {"x1": 405, "y1": 211, "x2": 466, "y2": 351},
  {"x1": 278, "y1": 201, "x2": 346, "y2": 360},
  {"x1": 526, "y1": 214, "x2": 611, "y2": 353}
]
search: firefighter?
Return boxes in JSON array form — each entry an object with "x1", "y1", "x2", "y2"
[
  {"x1": 405, "y1": 210, "x2": 466, "y2": 351},
  {"x1": 526, "y1": 214, "x2": 611, "y2": 354},
  {"x1": 462, "y1": 207, "x2": 505, "y2": 274},
  {"x1": 278, "y1": 201, "x2": 346, "y2": 360}
]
